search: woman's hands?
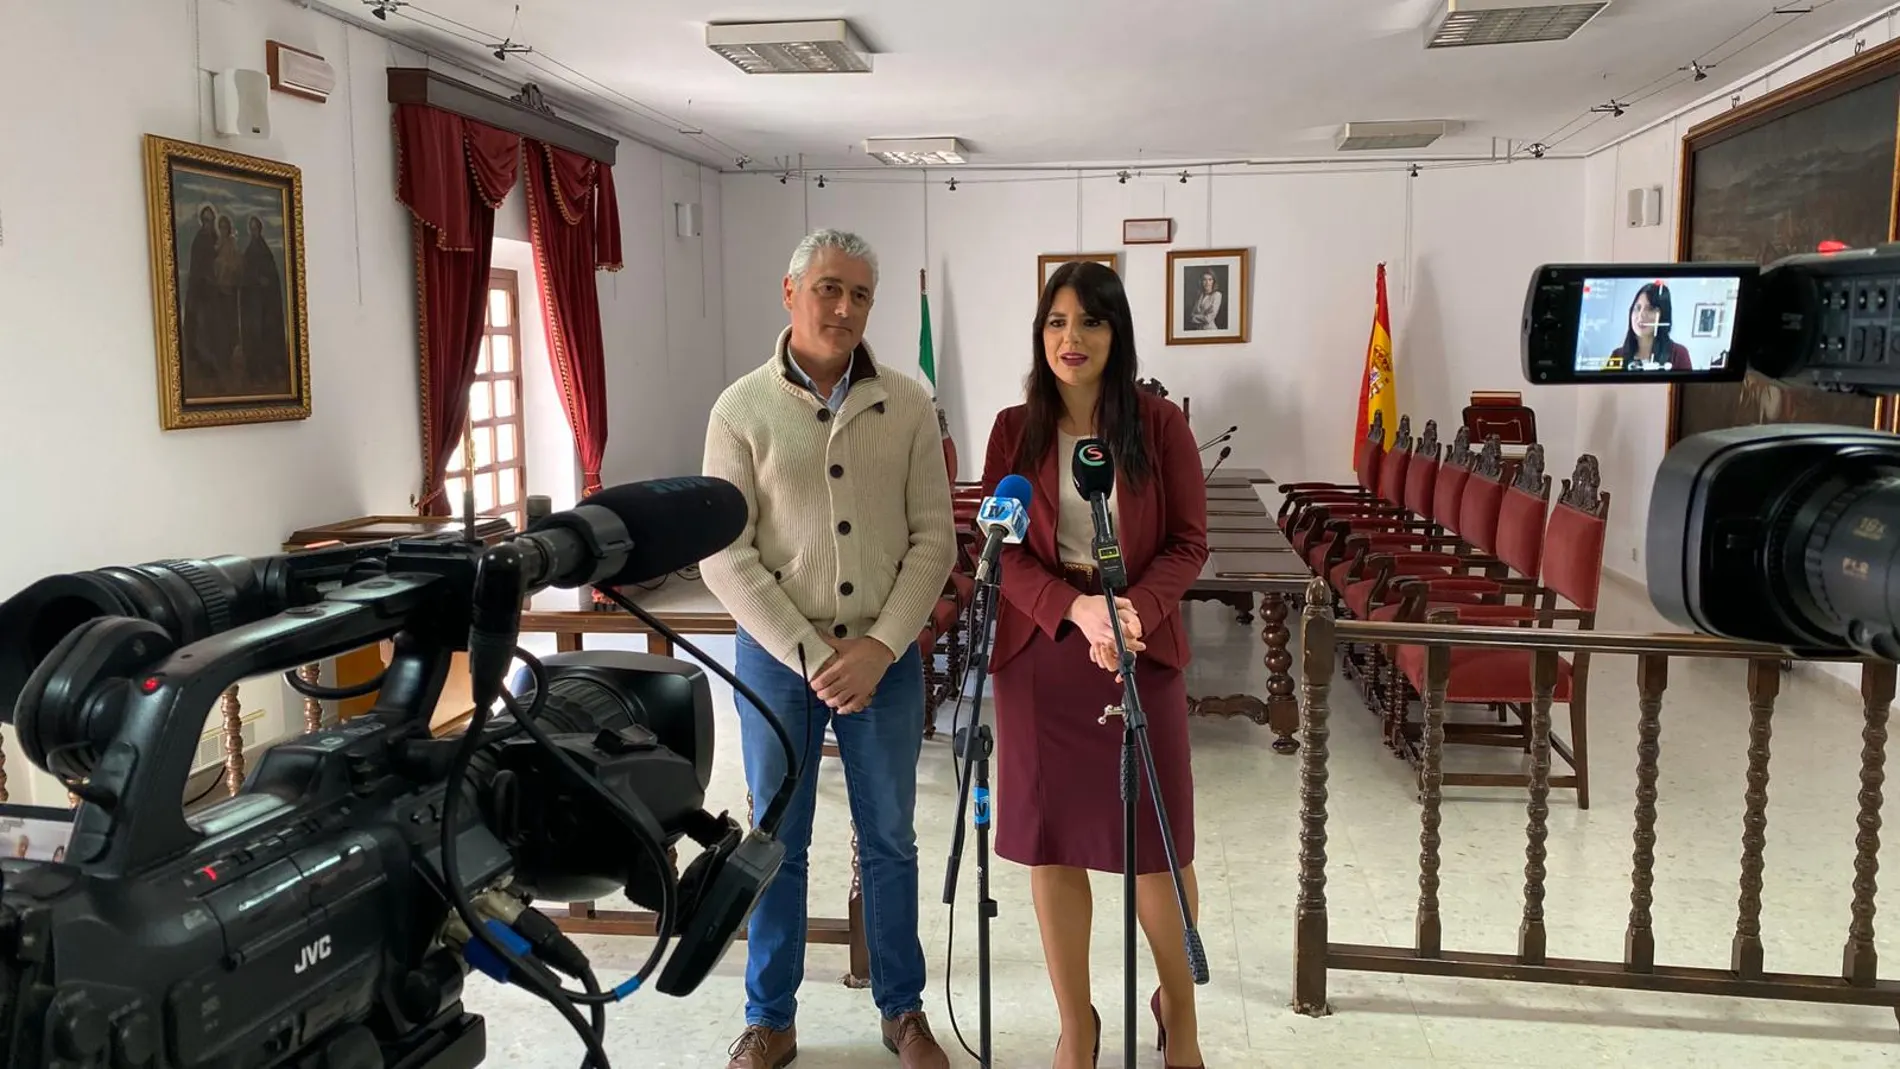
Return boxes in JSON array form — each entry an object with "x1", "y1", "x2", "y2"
[{"x1": 1068, "y1": 594, "x2": 1144, "y2": 677}]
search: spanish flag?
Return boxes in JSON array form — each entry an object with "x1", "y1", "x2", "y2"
[{"x1": 1355, "y1": 263, "x2": 1397, "y2": 451}]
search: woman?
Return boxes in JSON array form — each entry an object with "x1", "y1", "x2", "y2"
[
  {"x1": 980, "y1": 260, "x2": 1209, "y2": 1069},
  {"x1": 1189, "y1": 270, "x2": 1223, "y2": 331},
  {"x1": 1611, "y1": 282, "x2": 1691, "y2": 371}
]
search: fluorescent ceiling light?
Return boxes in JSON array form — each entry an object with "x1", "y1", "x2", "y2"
[
  {"x1": 1336, "y1": 120, "x2": 1462, "y2": 151},
  {"x1": 863, "y1": 137, "x2": 966, "y2": 166},
  {"x1": 706, "y1": 19, "x2": 871, "y2": 74},
  {"x1": 1423, "y1": 0, "x2": 1609, "y2": 48}
]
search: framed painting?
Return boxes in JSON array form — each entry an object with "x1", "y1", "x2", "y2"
[
  {"x1": 1671, "y1": 39, "x2": 1900, "y2": 444},
  {"x1": 1166, "y1": 247, "x2": 1251, "y2": 345},
  {"x1": 1039, "y1": 251, "x2": 1120, "y2": 299},
  {"x1": 143, "y1": 134, "x2": 310, "y2": 430}
]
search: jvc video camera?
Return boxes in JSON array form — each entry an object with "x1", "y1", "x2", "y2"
[
  {"x1": 0, "y1": 479, "x2": 785, "y2": 1068},
  {"x1": 1522, "y1": 244, "x2": 1900, "y2": 658}
]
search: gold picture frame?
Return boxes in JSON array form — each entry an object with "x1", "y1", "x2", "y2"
[
  {"x1": 143, "y1": 134, "x2": 311, "y2": 430},
  {"x1": 1166, "y1": 247, "x2": 1250, "y2": 345},
  {"x1": 1038, "y1": 251, "x2": 1121, "y2": 300}
]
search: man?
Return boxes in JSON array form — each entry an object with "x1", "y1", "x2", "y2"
[{"x1": 702, "y1": 229, "x2": 956, "y2": 1069}]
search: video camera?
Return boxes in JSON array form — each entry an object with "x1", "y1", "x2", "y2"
[
  {"x1": 0, "y1": 478, "x2": 794, "y2": 1068},
  {"x1": 1522, "y1": 244, "x2": 1900, "y2": 659}
]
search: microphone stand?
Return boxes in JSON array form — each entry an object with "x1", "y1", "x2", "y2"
[
  {"x1": 1089, "y1": 507, "x2": 1207, "y2": 1069},
  {"x1": 1203, "y1": 446, "x2": 1232, "y2": 485},
  {"x1": 943, "y1": 558, "x2": 1001, "y2": 1067}
]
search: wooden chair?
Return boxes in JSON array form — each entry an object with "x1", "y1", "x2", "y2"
[
  {"x1": 1277, "y1": 411, "x2": 1387, "y2": 532},
  {"x1": 1291, "y1": 414, "x2": 1417, "y2": 566},
  {"x1": 1389, "y1": 455, "x2": 1610, "y2": 807}
]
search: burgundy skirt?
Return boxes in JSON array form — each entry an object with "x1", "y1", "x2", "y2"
[{"x1": 991, "y1": 612, "x2": 1196, "y2": 874}]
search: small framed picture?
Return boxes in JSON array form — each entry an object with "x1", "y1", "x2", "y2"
[
  {"x1": 1122, "y1": 217, "x2": 1174, "y2": 244},
  {"x1": 1039, "y1": 252, "x2": 1120, "y2": 299},
  {"x1": 1691, "y1": 302, "x2": 1725, "y2": 338},
  {"x1": 1167, "y1": 248, "x2": 1251, "y2": 345}
]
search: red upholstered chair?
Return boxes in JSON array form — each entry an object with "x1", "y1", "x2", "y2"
[
  {"x1": 1336, "y1": 434, "x2": 1506, "y2": 623},
  {"x1": 1316, "y1": 419, "x2": 1445, "y2": 592},
  {"x1": 1290, "y1": 414, "x2": 1417, "y2": 567},
  {"x1": 1390, "y1": 455, "x2": 1610, "y2": 808},
  {"x1": 1277, "y1": 411, "x2": 1388, "y2": 532}
]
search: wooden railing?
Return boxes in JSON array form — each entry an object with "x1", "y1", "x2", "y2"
[{"x1": 1292, "y1": 577, "x2": 1900, "y2": 1018}]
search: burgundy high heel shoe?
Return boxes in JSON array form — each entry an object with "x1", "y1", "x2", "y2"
[
  {"x1": 1150, "y1": 989, "x2": 1205, "y2": 1069},
  {"x1": 1057, "y1": 1004, "x2": 1101, "y2": 1067}
]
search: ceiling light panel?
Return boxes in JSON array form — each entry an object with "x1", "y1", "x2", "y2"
[
  {"x1": 706, "y1": 19, "x2": 871, "y2": 74},
  {"x1": 1423, "y1": 0, "x2": 1609, "y2": 48},
  {"x1": 863, "y1": 137, "x2": 967, "y2": 165}
]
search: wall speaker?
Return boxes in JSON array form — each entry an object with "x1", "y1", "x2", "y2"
[
  {"x1": 212, "y1": 68, "x2": 272, "y2": 139},
  {"x1": 1625, "y1": 185, "x2": 1663, "y2": 228},
  {"x1": 675, "y1": 201, "x2": 702, "y2": 238}
]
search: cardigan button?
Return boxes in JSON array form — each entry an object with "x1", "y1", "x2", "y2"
[
  {"x1": 839, "y1": 581, "x2": 854, "y2": 596},
  {"x1": 816, "y1": 409, "x2": 832, "y2": 423},
  {"x1": 837, "y1": 521, "x2": 852, "y2": 535},
  {"x1": 773, "y1": 570, "x2": 782, "y2": 581},
  {"x1": 829, "y1": 464, "x2": 844, "y2": 478},
  {"x1": 833, "y1": 624, "x2": 848, "y2": 638}
]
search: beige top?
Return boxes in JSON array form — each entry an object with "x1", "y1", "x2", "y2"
[
  {"x1": 1057, "y1": 431, "x2": 1119, "y2": 568},
  {"x1": 700, "y1": 328, "x2": 957, "y2": 672}
]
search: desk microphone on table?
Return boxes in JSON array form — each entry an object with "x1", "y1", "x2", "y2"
[
  {"x1": 1197, "y1": 425, "x2": 1237, "y2": 452},
  {"x1": 1070, "y1": 438, "x2": 1209, "y2": 1069},
  {"x1": 1203, "y1": 444, "x2": 1233, "y2": 485}
]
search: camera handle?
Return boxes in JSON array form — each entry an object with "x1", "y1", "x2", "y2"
[{"x1": 21, "y1": 571, "x2": 455, "y2": 878}]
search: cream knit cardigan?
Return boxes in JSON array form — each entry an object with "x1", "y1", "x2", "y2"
[{"x1": 701, "y1": 328, "x2": 956, "y2": 674}]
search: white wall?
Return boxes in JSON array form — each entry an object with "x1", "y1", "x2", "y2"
[
  {"x1": 1576, "y1": 12, "x2": 1900, "y2": 583},
  {"x1": 722, "y1": 161, "x2": 1585, "y2": 486},
  {"x1": 0, "y1": 0, "x2": 721, "y2": 803}
]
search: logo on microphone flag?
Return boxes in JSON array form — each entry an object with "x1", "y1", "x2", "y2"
[{"x1": 1355, "y1": 263, "x2": 1398, "y2": 453}]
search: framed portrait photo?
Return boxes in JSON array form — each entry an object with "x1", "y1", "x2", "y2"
[
  {"x1": 143, "y1": 134, "x2": 311, "y2": 430},
  {"x1": 1038, "y1": 251, "x2": 1120, "y2": 300},
  {"x1": 1167, "y1": 248, "x2": 1250, "y2": 345}
]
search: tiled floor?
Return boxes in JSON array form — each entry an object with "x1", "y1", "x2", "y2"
[{"x1": 478, "y1": 569, "x2": 1900, "y2": 1067}]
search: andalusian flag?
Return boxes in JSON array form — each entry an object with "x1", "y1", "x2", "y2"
[
  {"x1": 921, "y1": 269, "x2": 949, "y2": 438},
  {"x1": 1355, "y1": 263, "x2": 1397, "y2": 451}
]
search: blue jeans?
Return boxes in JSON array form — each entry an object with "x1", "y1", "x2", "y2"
[{"x1": 734, "y1": 629, "x2": 927, "y2": 1029}]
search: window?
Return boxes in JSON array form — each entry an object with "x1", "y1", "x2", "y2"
[{"x1": 446, "y1": 269, "x2": 528, "y2": 531}]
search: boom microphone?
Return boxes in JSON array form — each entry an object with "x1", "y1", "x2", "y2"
[
  {"x1": 522, "y1": 477, "x2": 748, "y2": 589},
  {"x1": 974, "y1": 474, "x2": 1033, "y2": 584}
]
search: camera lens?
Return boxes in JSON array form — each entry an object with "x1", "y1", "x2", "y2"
[
  {"x1": 0, "y1": 557, "x2": 270, "y2": 720},
  {"x1": 1788, "y1": 464, "x2": 1900, "y2": 660}
]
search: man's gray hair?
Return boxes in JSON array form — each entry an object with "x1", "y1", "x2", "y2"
[{"x1": 787, "y1": 228, "x2": 879, "y2": 290}]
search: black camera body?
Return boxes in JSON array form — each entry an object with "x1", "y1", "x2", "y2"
[
  {"x1": 0, "y1": 477, "x2": 771, "y2": 1068},
  {"x1": 1523, "y1": 244, "x2": 1900, "y2": 657}
]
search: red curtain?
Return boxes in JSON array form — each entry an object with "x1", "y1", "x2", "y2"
[
  {"x1": 395, "y1": 103, "x2": 522, "y2": 515},
  {"x1": 525, "y1": 142, "x2": 621, "y2": 497}
]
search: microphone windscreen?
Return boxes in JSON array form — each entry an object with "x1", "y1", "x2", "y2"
[
  {"x1": 579, "y1": 477, "x2": 749, "y2": 585},
  {"x1": 994, "y1": 473, "x2": 1033, "y2": 507},
  {"x1": 1071, "y1": 438, "x2": 1115, "y2": 499},
  {"x1": 1219, "y1": 445, "x2": 1233, "y2": 459}
]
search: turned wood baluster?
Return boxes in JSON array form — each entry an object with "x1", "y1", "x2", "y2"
[
  {"x1": 1844, "y1": 660, "x2": 1895, "y2": 986},
  {"x1": 1733, "y1": 657, "x2": 1779, "y2": 979},
  {"x1": 1293, "y1": 578, "x2": 1335, "y2": 1016},
  {"x1": 0, "y1": 728, "x2": 8, "y2": 804},
  {"x1": 1625, "y1": 654, "x2": 1667, "y2": 973},
  {"x1": 1519, "y1": 648, "x2": 1558, "y2": 965},
  {"x1": 221, "y1": 685, "x2": 245, "y2": 797},
  {"x1": 1416, "y1": 611, "x2": 1454, "y2": 958},
  {"x1": 299, "y1": 663, "x2": 324, "y2": 733}
]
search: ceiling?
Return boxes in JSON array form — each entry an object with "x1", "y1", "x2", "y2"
[{"x1": 321, "y1": 0, "x2": 1900, "y2": 169}]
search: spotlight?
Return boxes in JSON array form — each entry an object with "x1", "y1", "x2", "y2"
[
  {"x1": 779, "y1": 172, "x2": 790, "y2": 185},
  {"x1": 816, "y1": 175, "x2": 827, "y2": 189},
  {"x1": 947, "y1": 177, "x2": 957, "y2": 191},
  {"x1": 1528, "y1": 142, "x2": 1547, "y2": 159},
  {"x1": 1177, "y1": 170, "x2": 1189, "y2": 184},
  {"x1": 1682, "y1": 60, "x2": 1711, "y2": 82},
  {"x1": 490, "y1": 39, "x2": 533, "y2": 62},
  {"x1": 1592, "y1": 99, "x2": 1627, "y2": 118},
  {"x1": 1409, "y1": 163, "x2": 1420, "y2": 178},
  {"x1": 735, "y1": 155, "x2": 751, "y2": 170},
  {"x1": 364, "y1": 0, "x2": 407, "y2": 20},
  {"x1": 1117, "y1": 170, "x2": 1130, "y2": 185}
]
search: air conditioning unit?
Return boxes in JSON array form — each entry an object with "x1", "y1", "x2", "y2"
[
  {"x1": 1423, "y1": 0, "x2": 1610, "y2": 49},
  {"x1": 268, "y1": 40, "x2": 337, "y2": 102},
  {"x1": 1336, "y1": 120, "x2": 1462, "y2": 151}
]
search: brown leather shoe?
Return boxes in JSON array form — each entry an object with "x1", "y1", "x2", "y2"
[
  {"x1": 880, "y1": 1011, "x2": 950, "y2": 1069},
  {"x1": 726, "y1": 1023, "x2": 797, "y2": 1069}
]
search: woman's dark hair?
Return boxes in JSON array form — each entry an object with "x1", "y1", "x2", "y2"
[
  {"x1": 1015, "y1": 260, "x2": 1153, "y2": 484},
  {"x1": 1620, "y1": 282, "x2": 1674, "y2": 364}
]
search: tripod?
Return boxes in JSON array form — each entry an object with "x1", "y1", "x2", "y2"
[
  {"x1": 943, "y1": 563, "x2": 1002, "y2": 1066},
  {"x1": 1096, "y1": 573, "x2": 1208, "y2": 1069}
]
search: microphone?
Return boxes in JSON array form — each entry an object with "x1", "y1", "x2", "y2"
[
  {"x1": 1203, "y1": 444, "x2": 1233, "y2": 485},
  {"x1": 518, "y1": 477, "x2": 749, "y2": 590},
  {"x1": 1197, "y1": 425, "x2": 1237, "y2": 452},
  {"x1": 974, "y1": 473, "x2": 1033, "y2": 584},
  {"x1": 1070, "y1": 438, "x2": 1127, "y2": 592}
]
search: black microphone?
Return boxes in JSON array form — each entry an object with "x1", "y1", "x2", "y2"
[
  {"x1": 1197, "y1": 425, "x2": 1237, "y2": 452},
  {"x1": 516, "y1": 477, "x2": 748, "y2": 590},
  {"x1": 1070, "y1": 438, "x2": 1128, "y2": 592},
  {"x1": 1203, "y1": 444, "x2": 1233, "y2": 485}
]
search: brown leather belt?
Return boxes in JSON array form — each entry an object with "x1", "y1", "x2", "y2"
[{"x1": 1061, "y1": 562, "x2": 1105, "y2": 596}]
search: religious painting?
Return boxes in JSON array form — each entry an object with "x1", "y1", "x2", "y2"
[
  {"x1": 1166, "y1": 247, "x2": 1251, "y2": 345},
  {"x1": 1038, "y1": 252, "x2": 1120, "y2": 299},
  {"x1": 143, "y1": 134, "x2": 310, "y2": 430},
  {"x1": 1672, "y1": 42, "x2": 1900, "y2": 444}
]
